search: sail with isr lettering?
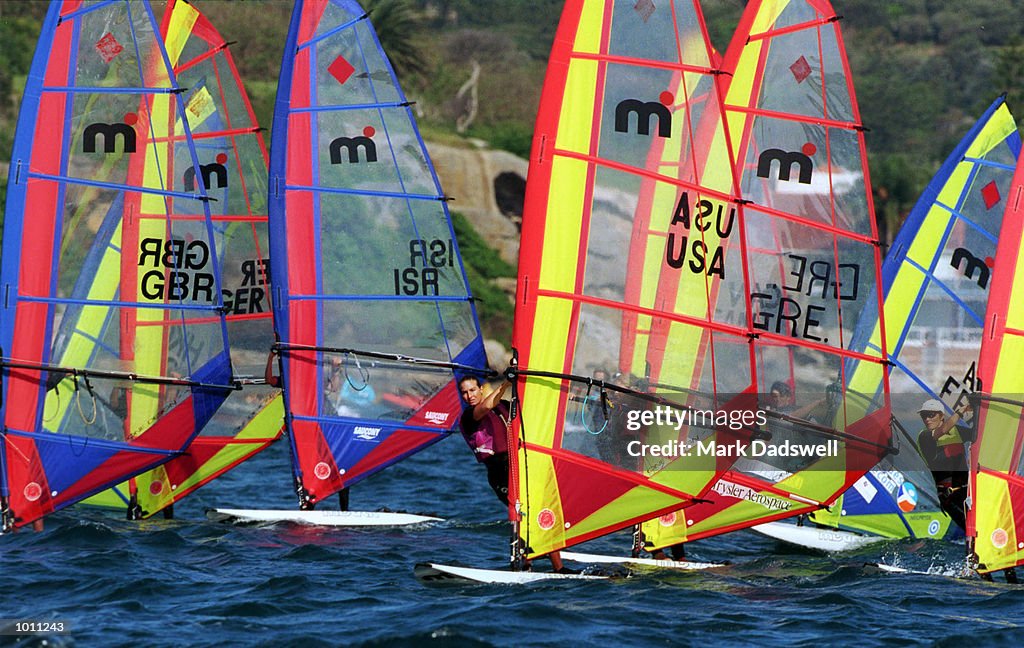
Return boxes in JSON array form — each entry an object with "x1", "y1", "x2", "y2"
[{"x1": 268, "y1": 0, "x2": 488, "y2": 511}]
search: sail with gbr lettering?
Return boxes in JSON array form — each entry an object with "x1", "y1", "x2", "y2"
[{"x1": 0, "y1": 0, "x2": 236, "y2": 530}]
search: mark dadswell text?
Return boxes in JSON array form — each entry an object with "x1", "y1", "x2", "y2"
[{"x1": 626, "y1": 438, "x2": 839, "y2": 459}]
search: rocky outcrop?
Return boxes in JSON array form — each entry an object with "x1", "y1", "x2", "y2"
[{"x1": 428, "y1": 141, "x2": 526, "y2": 266}]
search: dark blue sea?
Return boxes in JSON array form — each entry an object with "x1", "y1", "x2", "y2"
[{"x1": 3, "y1": 438, "x2": 1023, "y2": 647}]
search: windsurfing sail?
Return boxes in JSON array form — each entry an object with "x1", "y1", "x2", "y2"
[
  {"x1": 82, "y1": 0, "x2": 284, "y2": 518},
  {"x1": 661, "y1": 0, "x2": 894, "y2": 544},
  {"x1": 511, "y1": 0, "x2": 894, "y2": 562},
  {"x1": 268, "y1": 0, "x2": 488, "y2": 510},
  {"x1": 807, "y1": 96, "x2": 1020, "y2": 541},
  {"x1": 967, "y1": 143, "x2": 1024, "y2": 575},
  {"x1": 510, "y1": 0, "x2": 764, "y2": 563},
  {"x1": 0, "y1": 0, "x2": 237, "y2": 530}
]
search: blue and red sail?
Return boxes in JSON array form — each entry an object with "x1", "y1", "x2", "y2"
[
  {"x1": 268, "y1": 0, "x2": 488, "y2": 509},
  {"x1": 0, "y1": 0, "x2": 237, "y2": 529}
]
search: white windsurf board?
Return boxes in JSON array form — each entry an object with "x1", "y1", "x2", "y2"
[{"x1": 207, "y1": 508, "x2": 441, "y2": 527}]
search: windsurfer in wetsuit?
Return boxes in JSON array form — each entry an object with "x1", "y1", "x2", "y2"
[
  {"x1": 457, "y1": 375, "x2": 573, "y2": 573},
  {"x1": 915, "y1": 398, "x2": 974, "y2": 531}
]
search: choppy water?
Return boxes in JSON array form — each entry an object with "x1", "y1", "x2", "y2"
[{"x1": 3, "y1": 439, "x2": 1023, "y2": 647}]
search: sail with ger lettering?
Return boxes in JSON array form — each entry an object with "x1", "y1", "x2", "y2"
[{"x1": 82, "y1": 0, "x2": 284, "y2": 519}]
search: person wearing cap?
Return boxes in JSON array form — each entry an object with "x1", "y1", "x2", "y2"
[{"x1": 915, "y1": 398, "x2": 975, "y2": 530}]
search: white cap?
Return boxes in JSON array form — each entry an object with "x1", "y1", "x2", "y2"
[{"x1": 917, "y1": 398, "x2": 945, "y2": 414}]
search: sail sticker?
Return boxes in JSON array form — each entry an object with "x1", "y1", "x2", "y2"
[
  {"x1": 424, "y1": 411, "x2": 450, "y2": 425},
  {"x1": 353, "y1": 427, "x2": 382, "y2": 441},
  {"x1": 928, "y1": 520, "x2": 941, "y2": 536},
  {"x1": 790, "y1": 56, "x2": 812, "y2": 83},
  {"x1": 329, "y1": 130, "x2": 378, "y2": 164},
  {"x1": 183, "y1": 153, "x2": 229, "y2": 192},
  {"x1": 659, "y1": 512, "x2": 677, "y2": 527},
  {"x1": 83, "y1": 112, "x2": 138, "y2": 153},
  {"x1": 393, "y1": 239, "x2": 454, "y2": 296},
  {"x1": 328, "y1": 55, "x2": 356, "y2": 85},
  {"x1": 95, "y1": 32, "x2": 124, "y2": 63},
  {"x1": 24, "y1": 483, "x2": 42, "y2": 502},
  {"x1": 314, "y1": 462, "x2": 332, "y2": 480},
  {"x1": 664, "y1": 192, "x2": 734, "y2": 277},
  {"x1": 634, "y1": 0, "x2": 655, "y2": 22},
  {"x1": 149, "y1": 480, "x2": 165, "y2": 496},
  {"x1": 982, "y1": 181, "x2": 1001, "y2": 209},
  {"x1": 852, "y1": 476, "x2": 878, "y2": 504},
  {"x1": 184, "y1": 86, "x2": 216, "y2": 128},
  {"x1": 537, "y1": 509, "x2": 557, "y2": 531},
  {"x1": 992, "y1": 528, "x2": 1009, "y2": 549},
  {"x1": 896, "y1": 482, "x2": 918, "y2": 512}
]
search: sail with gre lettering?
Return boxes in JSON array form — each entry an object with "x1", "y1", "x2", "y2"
[
  {"x1": 82, "y1": 0, "x2": 284, "y2": 519},
  {"x1": 267, "y1": 0, "x2": 488, "y2": 512},
  {"x1": 0, "y1": 0, "x2": 237, "y2": 530},
  {"x1": 415, "y1": 0, "x2": 888, "y2": 575},
  {"x1": 662, "y1": 0, "x2": 893, "y2": 544}
]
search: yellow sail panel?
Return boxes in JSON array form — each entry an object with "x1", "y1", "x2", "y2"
[
  {"x1": 517, "y1": 450, "x2": 565, "y2": 557},
  {"x1": 538, "y1": 158, "x2": 588, "y2": 292},
  {"x1": 555, "y1": 60, "x2": 599, "y2": 156},
  {"x1": 974, "y1": 472, "x2": 1022, "y2": 573},
  {"x1": 164, "y1": 0, "x2": 200, "y2": 66}
]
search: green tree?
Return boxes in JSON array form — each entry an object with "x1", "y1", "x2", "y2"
[
  {"x1": 996, "y1": 37, "x2": 1024, "y2": 120},
  {"x1": 365, "y1": 0, "x2": 428, "y2": 77}
]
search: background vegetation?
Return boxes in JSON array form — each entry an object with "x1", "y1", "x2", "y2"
[{"x1": 3, "y1": 0, "x2": 1024, "y2": 339}]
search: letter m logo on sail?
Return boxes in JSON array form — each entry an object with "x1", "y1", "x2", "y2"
[
  {"x1": 83, "y1": 121, "x2": 137, "y2": 154},
  {"x1": 950, "y1": 247, "x2": 991, "y2": 289},
  {"x1": 329, "y1": 136, "x2": 378, "y2": 164},
  {"x1": 614, "y1": 99, "x2": 672, "y2": 138},
  {"x1": 757, "y1": 148, "x2": 813, "y2": 184},
  {"x1": 183, "y1": 161, "x2": 228, "y2": 192}
]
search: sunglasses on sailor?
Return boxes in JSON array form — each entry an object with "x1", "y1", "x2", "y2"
[{"x1": 919, "y1": 411, "x2": 942, "y2": 421}]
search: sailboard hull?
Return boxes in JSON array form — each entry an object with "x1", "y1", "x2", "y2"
[
  {"x1": 206, "y1": 508, "x2": 441, "y2": 527},
  {"x1": 560, "y1": 551, "x2": 723, "y2": 571},
  {"x1": 864, "y1": 562, "x2": 974, "y2": 579},
  {"x1": 413, "y1": 563, "x2": 607, "y2": 584},
  {"x1": 751, "y1": 521, "x2": 885, "y2": 552}
]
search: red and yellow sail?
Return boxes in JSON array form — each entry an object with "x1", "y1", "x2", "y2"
[
  {"x1": 968, "y1": 145, "x2": 1024, "y2": 574},
  {"x1": 82, "y1": 0, "x2": 283, "y2": 518},
  {"x1": 511, "y1": 0, "x2": 746, "y2": 559}
]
